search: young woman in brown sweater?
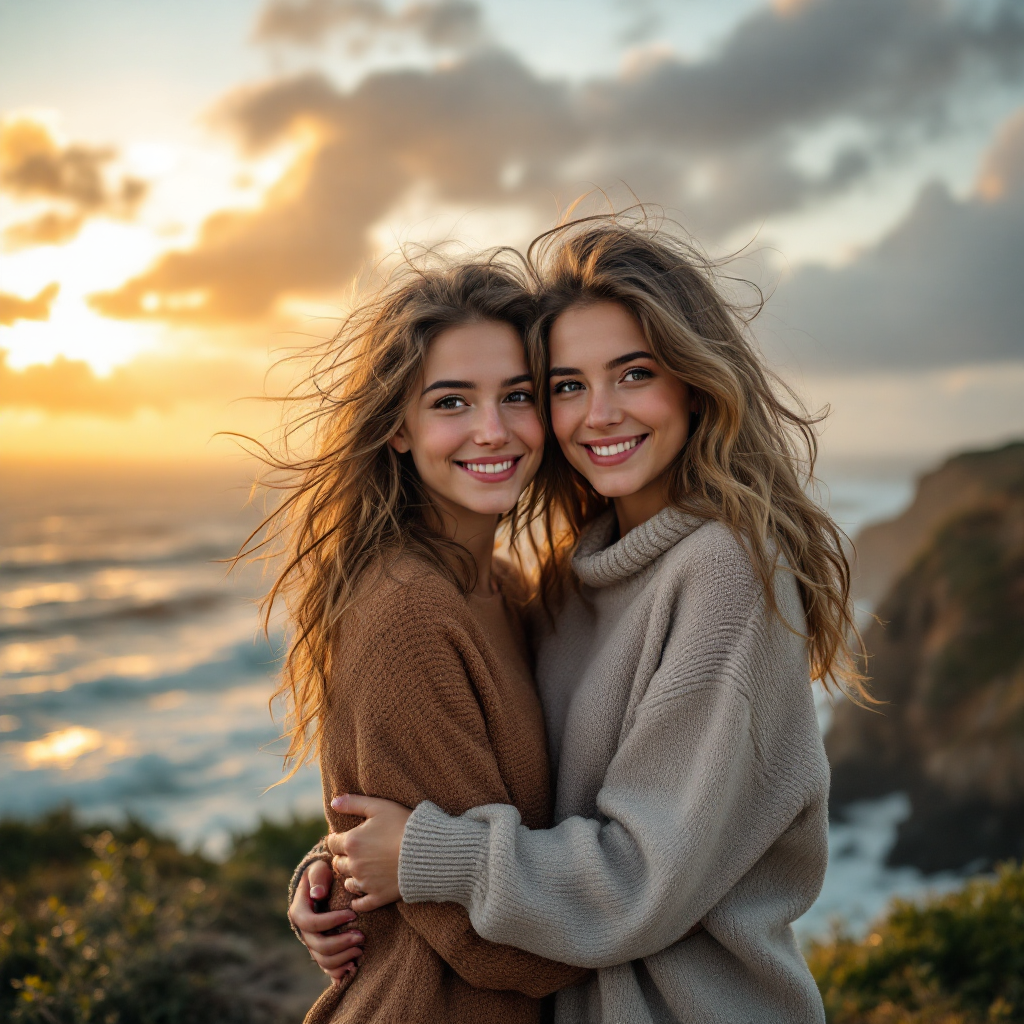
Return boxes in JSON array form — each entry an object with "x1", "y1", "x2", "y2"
[{"x1": 252, "y1": 257, "x2": 588, "y2": 1023}]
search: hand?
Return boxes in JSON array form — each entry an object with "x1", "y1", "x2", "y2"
[
  {"x1": 288, "y1": 859, "x2": 364, "y2": 984},
  {"x1": 328, "y1": 793, "x2": 413, "y2": 912}
]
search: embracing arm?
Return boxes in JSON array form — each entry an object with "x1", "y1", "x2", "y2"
[
  {"x1": 397, "y1": 551, "x2": 828, "y2": 968},
  {"x1": 318, "y1": 595, "x2": 589, "y2": 997}
]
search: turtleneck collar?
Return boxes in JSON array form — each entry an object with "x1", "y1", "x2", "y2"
[{"x1": 572, "y1": 506, "x2": 705, "y2": 589}]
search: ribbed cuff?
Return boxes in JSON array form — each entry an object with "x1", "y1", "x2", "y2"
[
  {"x1": 287, "y1": 840, "x2": 330, "y2": 945},
  {"x1": 398, "y1": 800, "x2": 490, "y2": 906}
]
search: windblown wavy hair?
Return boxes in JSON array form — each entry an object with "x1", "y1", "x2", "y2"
[
  {"x1": 527, "y1": 214, "x2": 868, "y2": 697},
  {"x1": 242, "y1": 254, "x2": 541, "y2": 778}
]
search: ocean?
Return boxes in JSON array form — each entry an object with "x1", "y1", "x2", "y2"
[{"x1": 0, "y1": 460, "x2": 961, "y2": 939}]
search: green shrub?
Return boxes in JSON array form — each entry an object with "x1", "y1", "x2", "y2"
[{"x1": 809, "y1": 862, "x2": 1024, "y2": 1023}]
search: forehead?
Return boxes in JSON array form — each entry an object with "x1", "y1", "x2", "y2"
[
  {"x1": 423, "y1": 320, "x2": 526, "y2": 376},
  {"x1": 549, "y1": 301, "x2": 646, "y2": 362}
]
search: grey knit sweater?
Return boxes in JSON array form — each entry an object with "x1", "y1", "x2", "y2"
[{"x1": 398, "y1": 508, "x2": 830, "y2": 1024}]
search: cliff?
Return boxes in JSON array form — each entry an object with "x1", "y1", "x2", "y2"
[
  {"x1": 827, "y1": 440, "x2": 1024, "y2": 872},
  {"x1": 852, "y1": 441, "x2": 1024, "y2": 606}
]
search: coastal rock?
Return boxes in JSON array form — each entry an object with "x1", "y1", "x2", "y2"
[
  {"x1": 852, "y1": 441, "x2": 1024, "y2": 606},
  {"x1": 827, "y1": 441, "x2": 1024, "y2": 872}
]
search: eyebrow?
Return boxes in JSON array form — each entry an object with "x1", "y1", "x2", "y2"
[
  {"x1": 548, "y1": 351, "x2": 655, "y2": 377},
  {"x1": 422, "y1": 373, "x2": 533, "y2": 396},
  {"x1": 422, "y1": 379, "x2": 474, "y2": 395}
]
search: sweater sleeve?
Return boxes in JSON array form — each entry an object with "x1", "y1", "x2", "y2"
[
  {"x1": 330, "y1": 598, "x2": 590, "y2": 997},
  {"x1": 287, "y1": 839, "x2": 331, "y2": 945},
  {"x1": 398, "y1": 554, "x2": 823, "y2": 968}
]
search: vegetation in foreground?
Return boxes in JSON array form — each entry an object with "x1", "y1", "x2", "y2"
[
  {"x1": 2, "y1": 811, "x2": 1023, "y2": 1022},
  {"x1": 0, "y1": 808, "x2": 328, "y2": 1024},
  {"x1": 808, "y1": 862, "x2": 1024, "y2": 1022}
]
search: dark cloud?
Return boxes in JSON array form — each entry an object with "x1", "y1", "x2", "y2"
[
  {"x1": 253, "y1": 0, "x2": 482, "y2": 51},
  {"x1": 598, "y1": 0, "x2": 1024, "y2": 148},
  {"x1": 765, "y1": 107, "x2": 1024, "y2": 371},
  {"x1": 1, "y1": 119, "x2": 147, "y2": 249},
  {"x1": 91, "y1": 0, "x2": 1024, "y2": 326},
  {"x1": 0, "y1": 283, "x2": 59, "y2": 326},
  {"x1": 0, "y1": 349, "x2": 262, "y2": 416}
]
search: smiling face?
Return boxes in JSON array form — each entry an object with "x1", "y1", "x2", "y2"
[
  {"x1": 548, "y1": 300, "x2": 694, "y2": 532},
  {"x1": 389, "y1": 320, "x2": 544, "y2": 524}
]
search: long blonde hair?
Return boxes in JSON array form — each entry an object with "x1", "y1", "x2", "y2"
[
  {"x1": 241, "y1": 253, "x2": 541, "y2": 777},
  {"x1": 526, "y1": 214, "x2": 868, "y2": 697}
]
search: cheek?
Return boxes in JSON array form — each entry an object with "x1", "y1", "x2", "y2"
[
  {"x1": 409, "y1": 418, "x2": 466, "y2": 468},
  {"x1": 637, "y1": 384, "x2": 690, "y2": 441},
  {"x1": 518, "y1": 409, "x2": 545, "y2": 452},
  {"x1": 549, "y1": 401, "x2": 579, "y2": 446}
]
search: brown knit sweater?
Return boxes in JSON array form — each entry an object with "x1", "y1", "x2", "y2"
[{"x1": 296, "y1": 554, "x2": 589, "y2": 1024}]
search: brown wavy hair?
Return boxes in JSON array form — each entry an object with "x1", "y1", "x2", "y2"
[
  {"x1": 240, "y1": 252, "x2": 541, "y2": 778},
  {"x1": 526, "y1": 213, "x2": 868, "y2": 698}
]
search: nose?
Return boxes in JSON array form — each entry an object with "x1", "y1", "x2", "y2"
[
  {"x1": 584, "y1": 384, "x2": 623, "y2": 430},
  {"x1": 474, "y1": 400, "x2": 512, "y2": 447}
]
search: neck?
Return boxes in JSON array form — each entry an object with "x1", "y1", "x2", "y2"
[
  {"x1": 427, "y1": 493, "x2": 500, "y2": 596},
  {"x1": 613, "y1": 474, "x2": 670, "y2": 538}
]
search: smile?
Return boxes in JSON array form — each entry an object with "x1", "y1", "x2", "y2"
[
  {"x1": 581, "y1": 434, "x2": 648, "y2": 466},
  {"x1": 455, "y1": 456, "x2": 521, "y2": 481}
]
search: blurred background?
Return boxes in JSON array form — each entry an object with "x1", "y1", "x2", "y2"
[{"x1": 2, "y1": 0, "x2": 1023, "y2": 971}]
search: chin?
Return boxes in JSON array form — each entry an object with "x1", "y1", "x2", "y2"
[
  {"x1": 575, "y1": 469, "x2": 645, "y2": 499},
  {"x1": 461, "y1": 492, "x2": 520, "y2": 515}
]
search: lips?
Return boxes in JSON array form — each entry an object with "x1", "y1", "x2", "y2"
[
  {"x1": 454, "y1": 455, "x2": 522, "y2": 482},
  {"x1": 581, "y1": 434, "x2": 648, "y2": 466}
]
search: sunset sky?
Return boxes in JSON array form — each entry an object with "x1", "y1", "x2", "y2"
[{"x1": 2, "y1": 0, "x2": 1023, "y2": 466}]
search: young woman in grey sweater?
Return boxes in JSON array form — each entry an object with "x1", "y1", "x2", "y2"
[{"x1": 296, "y1": 217, "x2": 869, "y2": 1023}]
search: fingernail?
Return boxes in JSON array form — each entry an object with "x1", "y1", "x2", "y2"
[
  {"x1": 331, "y1": 794, "x2": 347, "y2": 809},
  {"x1": 310, "y1": 885, "x2": 326, "y2": 899},
  {"x1": 350, "y1": 932, "x2": 364, "y2": 942}
]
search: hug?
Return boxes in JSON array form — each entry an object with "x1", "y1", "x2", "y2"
[{"x1": 256, "y1": 213, "x2": 866, "y2": 1023}]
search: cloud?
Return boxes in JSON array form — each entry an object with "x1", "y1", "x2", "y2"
[
  {"x1": 0, "y1": 283, "x2": 59, "y2": 326},
  {"x1": 765, "y1": 106, "x2": 1024, "y2": 371},
  {"x1": 1, "y1": 118, "x2": 147, "y2": 249},
  {"x1": 90, "y1": 0, "x2": 1024, "y2": 325},
  {"x1": 598, "y1": 0, "x2": 1024, "y2": 148},
  {"x1": 0, "y1": 349, "x2": 262, "y2": 417},
  {"x1": 90, "y1": 54, "x2": 577, "y2": 322},
  {"x1": 252, "y1": 0, "x2": 482, "y2": 51}
]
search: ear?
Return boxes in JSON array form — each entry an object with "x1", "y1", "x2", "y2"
[{"x1": 389, "y1": 425, "x2": 411, "y2": 454}]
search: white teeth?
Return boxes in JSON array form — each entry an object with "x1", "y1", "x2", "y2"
[
  {"x1": 590, "y1": 438, "x2": 640, "y2": 456},
  {"x1": 464, "y1": 460, "x2": 513, "y2": 474}
]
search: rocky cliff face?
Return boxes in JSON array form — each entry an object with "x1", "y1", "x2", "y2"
[
  {"x1": 852, "y1": 442, "x2": 1024, "y2": 606},
  {"x1": 827, "y1": 441, "x2": 1024, "y2": 872}
]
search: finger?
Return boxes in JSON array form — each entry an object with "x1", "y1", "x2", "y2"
[
  {"x1": 314, "y1": 946, "x2": 364, "y2": 971},
  {"x1": 332, "y1": 854, "x2": 350, "y2": 877},
  {"x1": 326, "y1": 832, "x2": 346, "y2": 857},
  {"x1": 307, "y1": 859, "x2": 334, "y2": 901},
  {"x1": 325, "y1": 961, "x2": 360, "y2": 984},
  {"x1": 344, "y1": 876, "x2": 367, "y2": 896},
  {"x1": 305, "y1": 930, "x2": 364, "y2": 956},
  {"x1": 350, "y1": 891, "x2": 389, "y2": 913},
  {"x1": 291, "y1": 906, "x2": 356, "y2": 933},
  {"x1": 331, "y1": 793, "x2": 392, "y2": 818}
]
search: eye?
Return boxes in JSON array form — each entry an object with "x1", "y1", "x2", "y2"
[
  {"x1": 433, "y1": 394, "x2": 468, "y2": 410},
  {"x1": 622, "y1": 367, "x2": 653, "y2": 383},
  {"x1": 551, "y1": 379, "x2": 585, "y2": 395},
  {"x1": 503, "y1": 389, "x2": 534, "y2": 404}
]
